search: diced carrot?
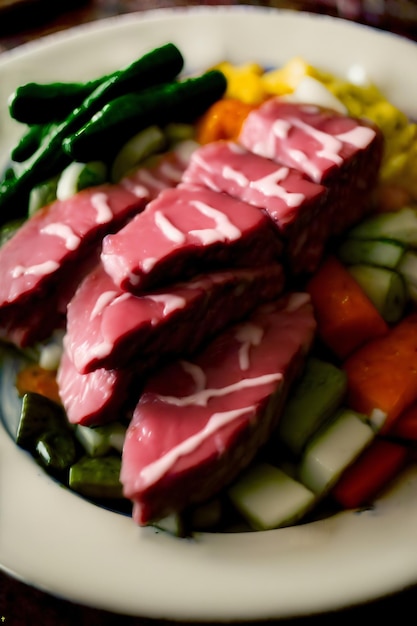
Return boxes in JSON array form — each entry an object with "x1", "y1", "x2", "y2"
[
  {"x1": 389, "y1": 401, "x2": 417, "y2": 441},
  {"x1": 332, "y1": 438, "x2": 409, "y2": 509},
  {"x1": 16, "y1": 363, "x2": 61, "y2": 405},
  {"x1": 306, "y1": 255, "x2": 388, "y2": 360},
  {"x1": 195, "y1": 98, "x2": 258, "y2": 144},
  {"x1": 344, "y1": 313, "x2": 417, "y2": 430}
]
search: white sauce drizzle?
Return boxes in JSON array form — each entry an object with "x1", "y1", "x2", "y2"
[
  {"x1": 189, "y1": 200, "x2": 241, "y2": 244},
  {"x1": 336, "y1": 126, "x2": 375, "y2": 148},
  {"x1": 250, "y1": 169, "x2": 305, "y2": 208},
  {"x1": 147, "y1": 293, "x2": 187, "y2": 316},
  {"x1": 121, "y1": 177, "x2": 149, "y2": 199},
  {"x1": 12, "y1": 260, "x2": 60, "y2": 279},
  {"x1": 285, "y1": 292, "x2": 311, "y2": 312},
  {"x1": 154, "y1": 211, "x2": 186, "y2": 244},
  {"x1": 136, "y1": 169, "x2": 167, "y2": 191},
  {"x1": 154, "y1": 372, "x2": 282, "y2": 407},
  {"x1": 138, "y1": 405, "x2": 256, "y2": 488},
  {"x1": 159, "y1": 161, "x2": 183, "y2": 183},
  {"x1": 90, "y1": 290, "x2": 118, "y2": 320},
  {"x1": 41, "y1": 223, "x2": 81, "y2": 251},
  {"x1": 91, "y1": 192, "x2": 113, "y2": 224},
  {"x1": 234, "y1": 323, "x2": 264, "y2": 370},
  {"x1": 180, "y1": 360, "x2": 207, "y2": 392}
]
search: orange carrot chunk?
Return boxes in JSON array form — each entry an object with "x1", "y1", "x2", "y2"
[
  {"x1": 332, "y1": 438, "x2": 409, "y2": 509},
  {"x1": 16, "y1": 363, "x2": 61, "y2": 405},
  {"x1": 344, "y1": 313, "x2": 417, "y2": 431},
  {"x1": 389, "y1": 401, "x2": 417, "y2": 441},
  {"x1": 307, "y1": 255, "x2": 388, "y2": 360},
  {"x1": 195, "y1": 98, "x2": 258, "y2": 144}
]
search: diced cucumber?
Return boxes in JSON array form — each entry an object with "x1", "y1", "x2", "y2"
[
  {"x1": 348, "y1": 264, "x2": 406, "y2": 323},
  {"x1": 111, "y1": 125, "x2": 166, "y2": 182},
  {"x1": 69, "y1": 455, "x2": 123, "y2": 499},
  {"x1": 38, "y1": 330, "x2": 65, "y2": 371},
  {"x1": 56, "y1": 160, "x2": 107, "y2": 201},
  {"x1": 16, "y1": 392, "x2": 70, "y2": 451},
  {"x1": 348, "y1": 207, "x2": 417, "y2": 246},
  {"x1": 28, "y1": 176, "x2": 59, "y2": 214},
  {"x1": 277, "y1": 357, "x2": 347, "y2": 456},
  {"x1": 164, "y1": 122, "x2": 195, "y2": 146},
  {"x1": 338, "y1": 237, "x2": 404, "y2": 269},
  {"x1": 75, "y1": 422, "x2": 126, "y2": 457},
  {"x1": 36, "y1": 430, "x2": 77, "y2": 471},
  {"x1": 228, "y1": 463, "x2": 316, "y2": 530},
  {"x1": 153, "y1": 513, "x2": 185, "y2": 537},
  {"x1": 189, "y1": 498, "x2": 223, "y2": 531},
  {"x1": 397, "y1": 250, "x2": 417, "y2": 302},
  {"x1": 298, "y1": 408, "x2": 374, "y2": 495}
]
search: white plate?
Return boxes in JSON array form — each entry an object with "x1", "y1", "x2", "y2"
[{"x1": 1, "y1": 6, "x2": 417, "y2": 621}]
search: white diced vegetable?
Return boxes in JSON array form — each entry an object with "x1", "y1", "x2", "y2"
[
  {"x1": 228, "y1": 463, "x2": 316, "y2": 530},
  {"x1": 299, "y1": 408, "x2": 374, "y2": 495}
]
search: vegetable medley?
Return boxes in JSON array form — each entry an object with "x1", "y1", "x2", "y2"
[{"x1": 2, "y1": 42, "x2": 417, "y2": 535}]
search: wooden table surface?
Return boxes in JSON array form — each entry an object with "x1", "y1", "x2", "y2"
[{"x1": 1, "y1": 1, "x2": 417, "y2": 624}]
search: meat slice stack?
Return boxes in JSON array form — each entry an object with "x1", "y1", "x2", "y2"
[
  {"x1": 100, "y1": 184, "x2": 282, "y2": 293},
  {"x1": 0, "y1": 145, "x2": 195, "y2": 349},
  {"x1": 182, "y1": 140, "x2": 330, "y2": 273},
  {"x1": 121, "y1": 293, "x2": 316, "y2": 525},
  {"x1": 0, "y1": 185, "x2": 146, "y2": 347},
  {"x1": 58, "y1": 263, "x2": 285, "y2": 426},
  {"x1": 182, "y1": 101, "x2": 384, "y2": 274},
  {"x1": 239, "y1": 98, "x2": 384, "y2": 237}
]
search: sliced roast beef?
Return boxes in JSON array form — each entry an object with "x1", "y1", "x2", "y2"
[
  {"x1": 121, "y1": 292, "x2": 316, "y2": 525},
  {"x1": 239, "y1": 99, "x2": 384, "y2": 234},
  {"x1": 121, "y1": 139, "x2": 198, "y2": 201},
  {"x1": 65, "y1": 262, "x2": 285, "y2": 374},
  {"x1": 57, "y1": 351, "x2": 131, "y2": 426},
  {"x1": 182, "y1": 140, "x2": 333, "y2": 273},
  {"x1": 0, "y1": 245, "x2": 100, "y2": 348},
  {"x1": 101, "y1": 184, "x2": 282, "y2": 294},
  {"x1": 0, "y1": 184, "x2": 147, "y2": 319}
]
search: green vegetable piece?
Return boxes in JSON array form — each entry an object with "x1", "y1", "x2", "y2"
[
  {"x1": 277, "y1": 358, "x2": 347, "y2": 456},
  {"x1": 63, "y1": 70, "x2": 227, "y2": 163},
  {"x1": 348, "y1": 206, "x2": 417, "y2": 246},
  {"x1": 28, "y1": 175, "x2": 59, "y2": 215},
  {"x1": 348, "y1": 264, "x2": 407, "y2": 324},
  {"x1": 75, "y1": 422, "x2": 126, "y2": 457},
  {"x1": 398, "y1": 250, "x2": 417, "y2": 302},
  {"x1": 69, "y1": 455, "x2": 123, "y2": 499},
  {"x1": 0, "y1": 43, "x2": 184, "y2": 224},
  {"x1": 8, "y1": 42, "x2": 183, "y2": 125},
  {"x1": 9, "y1": 80, "x2": 109, "y2": 125},
  {"x1": 111, "y1": 125, "x2": 166, "y2": 182},
  {"x1": 0, "y1": 217, "x2": 25, "y2": 246},
  {"x1": 15, "y1": 392, "x2": 71, "y2": 451},
  {"x1": 228, "y1": 463, "x2": 316, "y2": 530},
  {"x1": 36, "y1": 430, "x2": 77, "y2": 471},
  {"x1": 338, "y1": 237, "x2": 404, "y2": 269},
  {"x1": 56, "y1": 161, "x2": 107, "y2": 200},
  {"x1": 11, "y1": 123, "x2": 56, "y2": 163}
]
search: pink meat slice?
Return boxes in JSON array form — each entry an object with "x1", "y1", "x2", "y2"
[
  {"x1": 121, "y1": 139, "x2": 197, "y2": 200},
  {"x1": 57, "y1": 351, "x2": 130, "y2": 426},
  {"x1": 0, "y1": 246, "x2": 100, "y2": 348},
  {"x1": 121, "y1": 292, "x2": 316, "y2": 525},
  {"x1": 65, "y1": 262, "x2": 285, "y2": 374},
  {"x1": 182, "y1": 140, "x2": 332, "y2": 273},
  {"x1": 239, "y1": 99, "x2": 384, "y2": 234},
  {"x1": 100, "y1": 184, "x2": 282, "y2": 294},
  {"x1": 0, "y1": 183, "x2": 147, "y2": 316}
]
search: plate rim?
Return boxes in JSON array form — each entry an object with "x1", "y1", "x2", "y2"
[{"x1": 2, "y1": 5, "x2": 417, "y2": 620}]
